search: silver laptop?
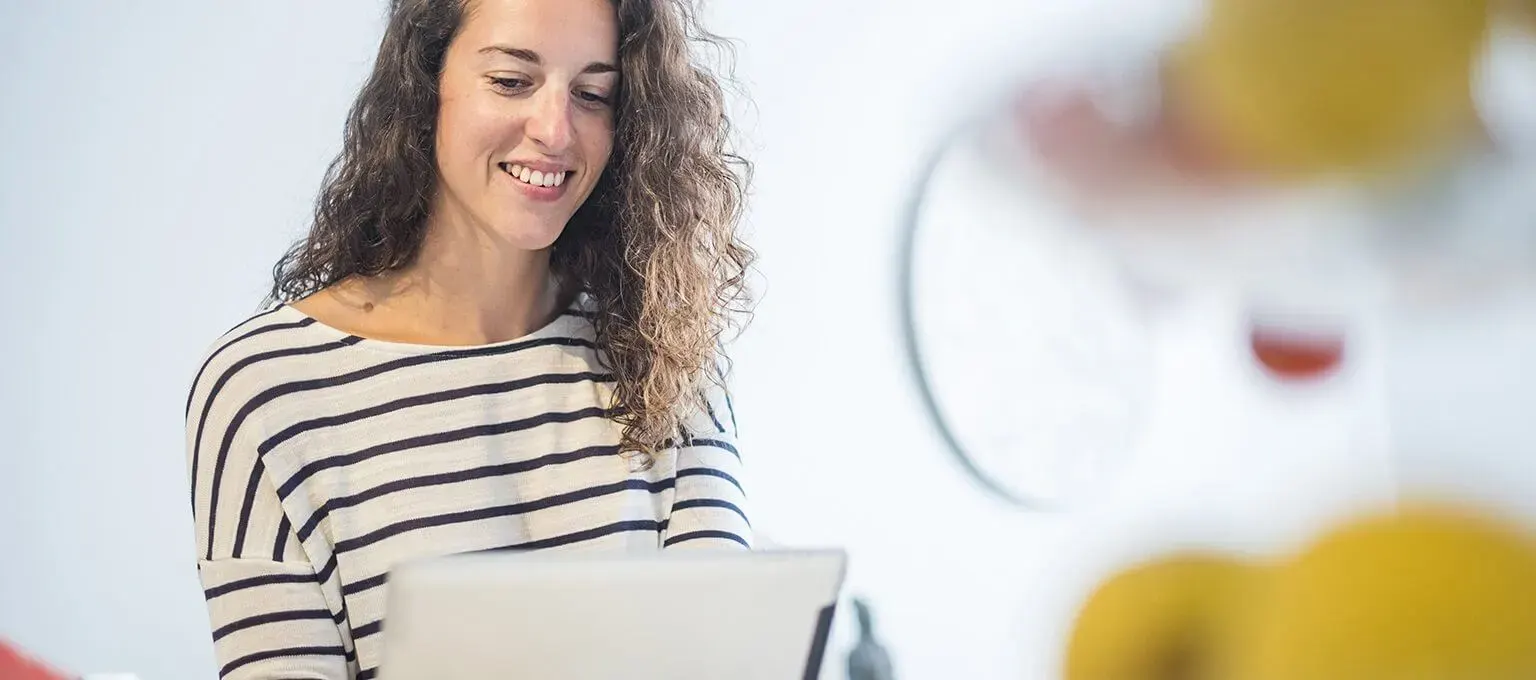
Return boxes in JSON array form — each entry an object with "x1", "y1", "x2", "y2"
[{"x1": 378, "y1": 549, "x2": 847, "y2": 680}]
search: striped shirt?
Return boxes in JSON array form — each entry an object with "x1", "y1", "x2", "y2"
[{"x1": 185, "y1": 296, "x2": 751, "y2": 680}]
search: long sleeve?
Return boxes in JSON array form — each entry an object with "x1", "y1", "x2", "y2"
[
  {"x1": 198, "y1": 557, "x2": 352, "y2": 679},
  {"x1": 188, "y1": 357, "x2": 352, "y2": 680},
  {"x1": 661, "y1": 373, "x2": 753, "y2": 550}
]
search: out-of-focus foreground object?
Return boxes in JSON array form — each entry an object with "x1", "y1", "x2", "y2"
[
  {"x1": 1236, "y1": 506, "x2": 1536, "y2": 680},
  {"x1": 847, "y1": 598, "x2": 898, "y2": 680},
  {"x1": 0, "y1": 638, "x2": 71, "y2": 680},
  {"x1": 1065, "y1": 506, "x2": 1536, "y2": 680},
  {"x1": 1064, "y1": 554, "x2": 1258, "y2": 680},
  {"x1": 1510, "y1": 0, "x2": 1536, "y2": 35},
  {"x1": 1173, "y1": 0, "x2": 1492, "y2": 178}
]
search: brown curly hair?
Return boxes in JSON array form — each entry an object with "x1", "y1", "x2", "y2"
[{"x1": 268, "y1": 0, "x2": 755, "y2": 455}]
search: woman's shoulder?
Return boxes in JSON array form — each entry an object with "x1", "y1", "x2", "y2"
[
  {"x1": 184, "y1": 304, "x2": 336, "y2": 417},
  {"x1": 193, "y1": 304, "x2": 332, "y2": 364}
]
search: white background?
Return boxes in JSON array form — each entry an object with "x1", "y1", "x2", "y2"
[{"x1": 1, "y1": 2, "x2": 1531, "y2": 679}]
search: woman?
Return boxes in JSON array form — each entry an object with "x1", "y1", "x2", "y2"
[{"x1": 185, "y1": 0, "x2": 754, "y2": 677}]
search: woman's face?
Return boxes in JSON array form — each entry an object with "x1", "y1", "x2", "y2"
[{"x1": 432, "y1": 0, "x2": 619, "y2": 251}]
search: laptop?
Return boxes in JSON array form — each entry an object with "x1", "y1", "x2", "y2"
[{"x1": 378, "y1": 549, "x2": 848, "y2": 680}]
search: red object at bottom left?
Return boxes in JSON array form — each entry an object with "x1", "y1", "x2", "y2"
[{"x1": 0, "y1": 639, "x2": 70, "y2": 680}]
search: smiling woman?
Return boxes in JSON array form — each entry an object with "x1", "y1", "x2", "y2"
[{"x1": 184, "y1": 0, "x2": 754, "y2": 678}]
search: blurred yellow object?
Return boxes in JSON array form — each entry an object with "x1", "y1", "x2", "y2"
[
  {"x1": 1174, "y1": 0, "x2": 1492, "y2": 177},
  {"x1": 1236, "y1": 507, "x2": 1536, "y2": 680},
  {"x1": 1064, "y1": 554, "x2": 1260, "y2": 680},
  {"x1": 1516, "y1": 0, "x2": 1536, "y2": 29},
  {"x1": 1065, "y1": 507, "x2": 1536, "y2": 680}
]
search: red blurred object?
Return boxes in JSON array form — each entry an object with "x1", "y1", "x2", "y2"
[
  {"x1": 0, "y1": 639, "x2": 70, "y2": 680},
  {"x1": 1014, "y1": 81, "x2": 1253, "y2": 208},
  {"x1": 1249, "y1": 323, "x2": 1347, "y2": 381}
]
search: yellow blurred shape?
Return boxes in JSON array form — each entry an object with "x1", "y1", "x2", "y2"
[
  {"x1": 1065, "y1": 507, "x2": 1536, "y2": 680},
  {"x1": 1065, "y1": 553, "x2": 1260, "y2": 680},
  {"x1": 1515, "y1": 0, "x2": 1536, "y2": 28},
  {"x1": 1237, "y1": 507, "x2": 1536, "y2": 680},
  {"x1": 1175, "y1": 0, "x2": 1491, "y2": 176}
]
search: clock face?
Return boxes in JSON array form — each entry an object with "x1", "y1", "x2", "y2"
[{"x1": 900, "y1": 114, "x2": 1153, "y2": 509}]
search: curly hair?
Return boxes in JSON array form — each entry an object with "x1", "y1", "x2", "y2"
[{"x1": 268, "y1": 0, "x2": 755, "y2": 455}]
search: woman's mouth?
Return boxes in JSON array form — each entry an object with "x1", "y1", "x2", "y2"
[{"x1": 498, "y1": 163, "x2": 572, "y2": 200}]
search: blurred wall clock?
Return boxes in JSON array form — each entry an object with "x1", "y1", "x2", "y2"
[{"x1": 898, "y1": 111, "x2": 1153, "y2": 509}]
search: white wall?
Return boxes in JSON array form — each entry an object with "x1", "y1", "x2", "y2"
[
  {"x1": 0, "y1": 2, "x2": 1529, "y2": 680},
  {"x1": 0, "y1": 3, "x2": 384, "y2": 678}
]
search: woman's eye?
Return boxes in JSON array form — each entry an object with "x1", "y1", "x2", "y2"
[
  {"x1": 489, "y1": 77, "x2": 530, "y2": 93},
  {"x1": 576, "y1": 90, "x2": 613, "y2": 106}
]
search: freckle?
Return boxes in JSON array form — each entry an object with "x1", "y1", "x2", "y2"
[{"x1": 362, "y1": 302, "x2": 375, "y2": 313}]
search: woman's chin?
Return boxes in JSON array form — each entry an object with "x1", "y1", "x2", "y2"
[
  {"x1": 489, "y1": 216, "x2": 569, "y2": 252},
  {"x1": 508, "y1": 231, "x2": 565, "y2": 253}
]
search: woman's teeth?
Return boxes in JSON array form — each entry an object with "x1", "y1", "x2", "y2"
[{"x1": 504, "y1": 164, "x2": 567, "y2": 188}]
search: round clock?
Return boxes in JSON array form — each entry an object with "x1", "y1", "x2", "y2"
[{"x1": 899, "y1": 111, "x2": 1153, "y2": 509}]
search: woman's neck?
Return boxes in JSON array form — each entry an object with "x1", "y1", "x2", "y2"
[{"x1": 338, "y1": 211, "x2": 565, "y2": 346}]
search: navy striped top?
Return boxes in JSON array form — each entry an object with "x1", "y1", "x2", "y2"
[{"x1": 185, "y1": 296, "x2": 750, "y2": 679}]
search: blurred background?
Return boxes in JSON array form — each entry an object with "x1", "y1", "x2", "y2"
[{"x1": 1, "y1": 1, "x2": 1533, "y2": 679}]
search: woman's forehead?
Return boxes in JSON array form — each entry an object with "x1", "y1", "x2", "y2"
[{"x1": 458, "y1": 0, "x2": 619, "y2": 67}]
